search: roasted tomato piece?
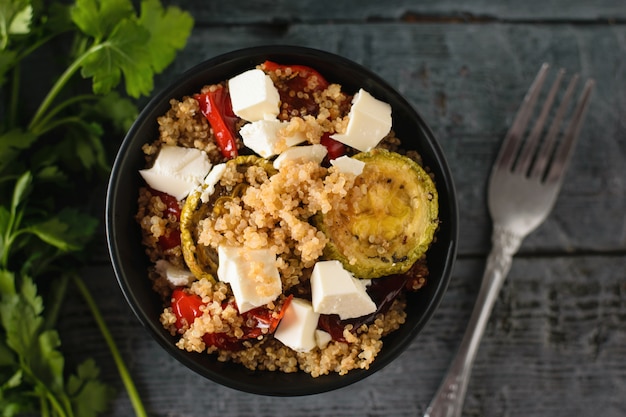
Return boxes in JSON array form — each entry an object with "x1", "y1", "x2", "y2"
[
  {"x1": 195, "y1": 87, "x2": 239, "y2": 159},
  {"x1": 171, "y1": 288, "x2": 204, "y2": 330},
  {"x1": 158, "y1": 230, "x2": 181, "y2": 250},
  {"x1": 320, "y1": 132, "x2": 346, "y2": 161},
  {"x1": 317, "y1": 274, "x2": 410, "y2": 342},
  {"x1": 202, "y1": 333, "x2": 243, "y2": 351},
  {"x1": 262, "y1": 60, "x2": 330, "y2": 117},
  {"x1": 241, "y1": 295, "x2": 293, "y2": 338},
  {"x1": 151, "y1": 189, "x2": 182, "y2": 220},
  {"x1": 149, "y1": 189, "x2": 182, "y2": 250},
  {"x1": 171, "y1": 294, "x2": 293, "y2": 350}
]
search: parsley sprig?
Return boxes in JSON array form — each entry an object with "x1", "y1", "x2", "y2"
[{"x1": 0, "y1": 0, "x2": 193, "y2": 415}]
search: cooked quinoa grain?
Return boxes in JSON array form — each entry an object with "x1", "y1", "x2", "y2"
[{"x1": 136, "y1": 61, "x2": 436, "y2": 377}]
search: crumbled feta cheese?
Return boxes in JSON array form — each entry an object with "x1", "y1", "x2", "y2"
[
  {"x1": 330, "y1": 155, "x2": 366, "y2": 175},
  {"x1": 310, "y1": 260, "x2": 377, "y2": 320},
  {"x1": 274, "y1": 298, "x2": 320, "y2": 352},
  {"x1": 216, "y1": 246, "x2": 282, "y2": 313},
  {"x1": 272, "y1": 144, "x2": 328, "y2": 170},
  {"x1": 330, "y1": 89, "x2": 392, "y2": 151},
  {"x1": 155, "y1": 260, "x2": 195, "y2": 287},
  {"x1": 315, "y1": 329, "x2": 332, "y2": 349},
  {"x1": 239, "y1": 120, "x2": 306, "y2": 158},
  {"x1": 138, "y1": 145, "x2": 212, "y2": 201},
  {"x1": 228, "y1": 69, "x2": 280, "y2": 122},
  {"x1": 200, "y1": 163, "x2": 227, "y2": 203}
]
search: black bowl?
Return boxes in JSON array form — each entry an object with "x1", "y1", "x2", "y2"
[{"x1": 106, "y1": 45, "x2": 458, "y2": 396}]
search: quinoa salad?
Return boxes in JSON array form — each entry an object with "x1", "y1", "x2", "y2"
[{"x1": 135, "y1": 61, "x2": 439, "y2": 377}]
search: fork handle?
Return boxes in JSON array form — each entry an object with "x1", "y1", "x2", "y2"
[{"x1": 424, "y1": 225, "x2": 523, "y2": 417}]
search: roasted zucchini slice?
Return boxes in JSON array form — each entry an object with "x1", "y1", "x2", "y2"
[
  {"x1": 318, "y1": 149, "x2": 438, "y2": 278},
  {"x1": 180, "y1": 190, "x2": 218, "y2": 282},
  {"x1": 180, "y1": 155, "x2": 276, "y2": 282}
]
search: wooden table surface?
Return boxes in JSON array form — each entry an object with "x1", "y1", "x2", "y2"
[{"x1": 59, "y1": 1, "x2": 626, "y2": 416}]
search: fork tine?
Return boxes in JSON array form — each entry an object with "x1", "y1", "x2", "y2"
[
  {"x1": 514, "y1": 68, "x2": 566, "y2": 175},
  {"x1": 544, "y1": 78, "x2": 596, "y2": 184},
  {"x1": 529, "y1": 73, "x2": 580, "y2": 180},
  {"x1": 495, "y1": 63, "x2": 550, "y2": 171}
]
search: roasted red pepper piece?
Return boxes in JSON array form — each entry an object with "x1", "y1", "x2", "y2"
[
  {"x1": 262, "y1": 60, "x2": 330, "y2": 117},
  {"x1": 195, "y1": 88, "x2": 238, "y2": 159}
]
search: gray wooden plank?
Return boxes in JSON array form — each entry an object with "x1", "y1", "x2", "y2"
[
  {"x1": 141, "y1": 23, "x2": 626, "y2": 256},
  {"x1": 60, "y1": 255, "x2": 626, "y2": 417},
  {"x1": 170, "y1": 0, "x2": 626, "y2": 23}
]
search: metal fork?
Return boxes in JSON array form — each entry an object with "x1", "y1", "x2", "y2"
[{"x1": 423, "y1": 64, "x2": 595, "y2": 417}]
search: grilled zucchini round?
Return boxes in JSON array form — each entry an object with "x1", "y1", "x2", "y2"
[
  {"x1": 318, "y1": 149, "x2": 438, "y2": 278},
  {"x1": 180, "y1": 155, "x2": 276, "y2": 282}
]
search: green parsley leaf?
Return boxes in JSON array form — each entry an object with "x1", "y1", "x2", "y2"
[
  {"x1": 139, "y1": 0, "x2": 193, "y2": 73},
  {"x1": 0, "y1": 130, "x2": 37, "y2": 175},
  {"x1": 70, "y1": 0, "x2": 134, "y2": 42},
  {"x1": 80, "y1": 18, "x2": 152, "y2": 97},
  {"x1": 67, "y1": 121, "x2": 108, "y2": 172},
  {"x1": 89, "y1": 91, "x2": 138, "y2": 132},
  {"x1": 0, "y1": 269, "x2": 15, "y2": 298},
  {"x1": 8, "y1": 4, "x2": 32, "y2": 35},
  {"x1": 0, "y1": 275, "x2": 43, "y2": 357},
  {"x1": 0, "y1": 0, "x2": 193, "y2": 414},
  {"x1": 36, "y1": 165, "x2": 69, "y2": 184},
  {"x1": 0, "y1": 209, "x2": 10, "y2": 263},
  {"x1": 27, "y1": 208, "x2": 97, "y2": 252},
  {"x1": 68, "y1": 359, "x2": 115, "y2": 417},
  {"x1": 0, "y1": 0, "x2": 31, "y2": 49},
  {"x1": 31, "y1": 329, "x2": 65, "y2": 395},
  {"x1": 11, "y1": 171, "x2": 31, "y2": 215}
]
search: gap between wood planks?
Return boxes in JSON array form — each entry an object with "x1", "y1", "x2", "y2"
[
  {"x1": 457, "y1": 249, "x2": 626, "y2": 260},
  {"x1": 395, "y1": 12, "x2": 625, "y2": 25},
  {"x1": 194, "y1": 13, "x2": 626, "y2": 29}
]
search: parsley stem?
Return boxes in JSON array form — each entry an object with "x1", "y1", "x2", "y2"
[
  {"x1": 44, "y1": 274, "x2": 70, "y2": 331},
  {"x1": 72, "y1": 275, "x2": 148, "y2": 417},
  {"x1": 44, "y1": 387, "x2": 71, "y2": 417},
  {"x1": 27, "y1": 44, "x2": 99, "y2": 132},
  {"x1": 30, "y1": 95, "x2": 98, "y2": 136},
  {"x1": 34, "y1": 116, "x2": 88, "y2": 136}
]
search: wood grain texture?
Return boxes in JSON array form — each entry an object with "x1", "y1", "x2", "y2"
[
  {"x1": 62, "y1": 4, "x2": 626, "y2": 417},
  {"x1": 60, "y1": 256, "x2": 626, "y2": 417},
  {"x1": 169, "y1": 0, "x2": 626, "y2": 23}
]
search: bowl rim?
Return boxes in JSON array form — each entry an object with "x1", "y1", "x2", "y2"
[{"x1": 106, "y1": 44, "x2": 458, "y2": 396}]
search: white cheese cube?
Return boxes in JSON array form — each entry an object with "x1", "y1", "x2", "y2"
[
  {"x1": 216, "y1": 246, "x2": 282, "y2": 313},
  {"x1": 228, "y1": 69, "x2": 280, "y2": 122},
  {"x1": 139, "y1": 145, "x2": 212, "y2": 201},
  {"x1": 155, "y1": 260, "x2": 195, "y2": 287},
  {"x1": 239, "y1": 120, "x2": 306, "y2": 158},
  {"x1": 310, "y1": 260, "x2": 377, "y2": 320},
  {"x1": 274, "y1": 298, "x2": 320, "y2": 352},
  {"x1": 200, "y1": 163, "x2": 227, "y2": 203},
  {"x1": 330, "y1": 89, "x2": 392, "y2": 152},
  {"x1": 272, "y1": 144, "x2": 328, "y2": 170},
  {"x1": 330, "y1": 155, "x2": 366, "y2": 176},
  {"x1": 315, "y1": 329, "x2": 332, "y2": 349}
]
